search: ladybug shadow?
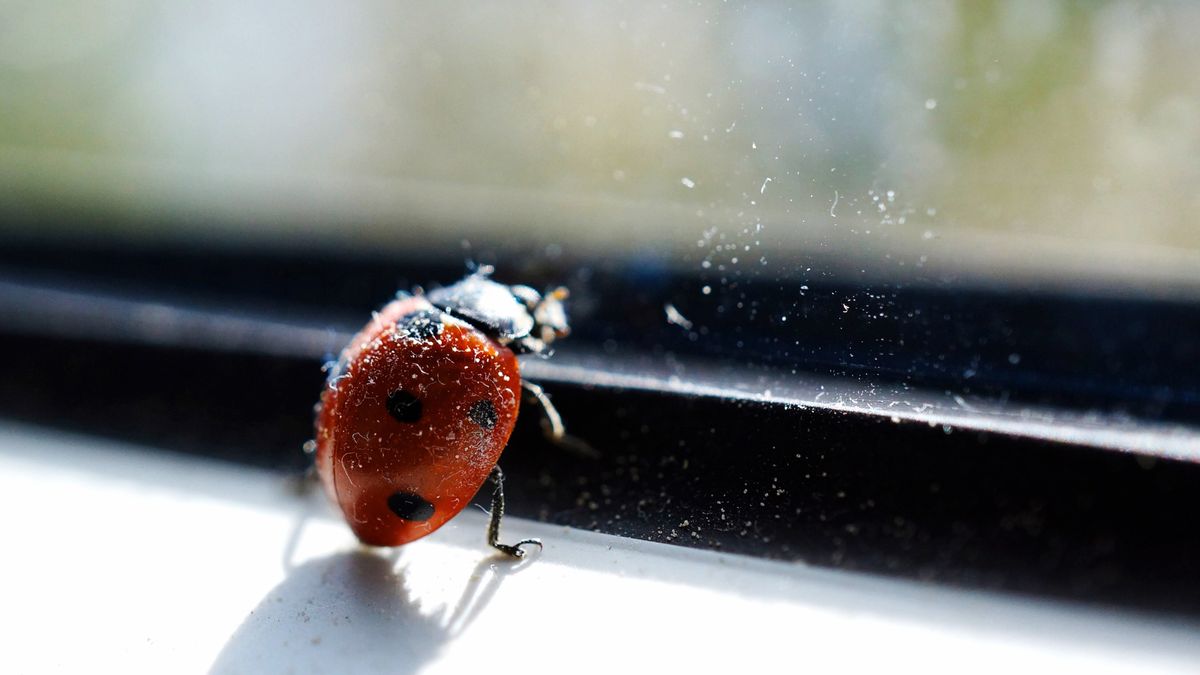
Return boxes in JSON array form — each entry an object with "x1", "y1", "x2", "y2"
[{"x1": 209, "y1": 545, "x2": 533, "y2": 675}]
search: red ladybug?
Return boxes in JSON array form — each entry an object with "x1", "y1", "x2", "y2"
[{"x1": 313, "y1": 271, "x2": 573, "y2": 557}]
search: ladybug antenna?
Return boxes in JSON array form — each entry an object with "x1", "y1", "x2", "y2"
[{"x1": 532, "y1": 286, "x2": 570, "y2": 345}]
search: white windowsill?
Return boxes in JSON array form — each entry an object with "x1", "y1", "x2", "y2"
[{"x1": 1, "y1": 422, "x2": 1196, "y2": 674}]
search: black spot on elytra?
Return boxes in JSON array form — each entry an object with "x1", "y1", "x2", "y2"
[
  {"x1": 468, "y1": 399, "x2": 497, "y2": 429},
  {"x1": 387, "y1": 491, "x2": 435, "y2": 521},
  {"x1": 397, "y1": 309, "x2": 443, "y2": 340},
  {"x1": 386, "y1": 390, "x2": 422, "y2": 423}
]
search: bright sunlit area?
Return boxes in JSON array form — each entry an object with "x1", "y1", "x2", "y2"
[{"x1": 2, "y1": 2, "x2": 1199, "y2": 674}]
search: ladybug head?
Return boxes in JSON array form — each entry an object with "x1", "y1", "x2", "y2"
[
  {"x1": 511, "y1": 284, "x2": 570, "y2": 353},
  {"x1": 427, "y1": 273, "x2": 571, "y2": 356}
]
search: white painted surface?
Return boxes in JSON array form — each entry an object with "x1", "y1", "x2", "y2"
[{"x1": 1, "y1": 422, "x2": 1197, "y2": 674}]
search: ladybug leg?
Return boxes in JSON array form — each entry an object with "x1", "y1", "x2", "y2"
[
  {"x1": 521, "y1": 380, "x2": 565, "y2": 439},
  {"x1": 521, "y1": 380, "x2": 598, "y2": 458},
  {"x1": 486, "y1": 465, "x2": 542, "y2": 558},
  {"x1": 288, "y1": 439, "x2": 321, "y2": 495}
]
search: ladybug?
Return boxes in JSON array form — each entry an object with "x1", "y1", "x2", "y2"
[{"x1": 312, "y1": 270, "x2": 575, "y2": 557}]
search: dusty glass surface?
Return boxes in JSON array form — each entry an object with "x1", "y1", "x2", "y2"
[{"x1": 1, "y1": 1, "x2": 1198, "y2": 292}]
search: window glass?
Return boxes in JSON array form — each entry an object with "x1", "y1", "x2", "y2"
[{"x1": 1, "y1": 1, "x2": 1198, "y2": 294}]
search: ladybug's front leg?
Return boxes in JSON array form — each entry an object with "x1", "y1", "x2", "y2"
[
  {"x1": 521, "y1": 380, "x2": 598, "y2": 458},
  {"x1": 486, "y1": 465, "x2": 542, "y2": 558}
]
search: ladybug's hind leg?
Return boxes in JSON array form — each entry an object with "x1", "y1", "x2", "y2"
[
  {"x1": 287, "y1": 439, "x2": 322, "y2": 496},
  {"x1": 486, "y1": 465, "x2": 542, "y2": 558},
  {"x1": 521, "y1": 380, "x2": 598, "y2": 458}
]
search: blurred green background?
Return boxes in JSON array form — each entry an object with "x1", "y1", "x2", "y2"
[{"x1": 1, "y1": 1, "x2": 1197, "y2": 292}]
